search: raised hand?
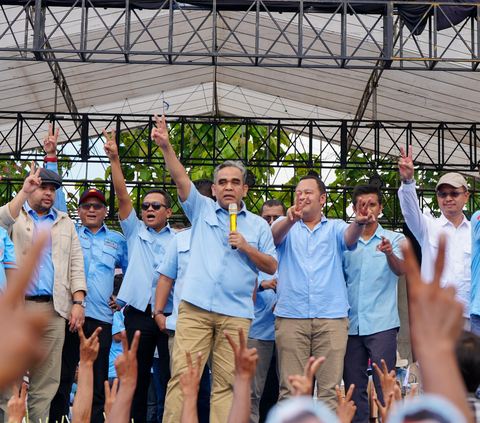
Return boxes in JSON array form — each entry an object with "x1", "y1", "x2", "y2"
[
  {"x1": 354, "y1": 196, "x2": 375, "y2": 225},
  {"x1": 104, "y1": 379, "x2": 118, "y2": 419},
  {"x1": 114, "y1": 330, "x2": 140, "y2": 385},
  {"x1": 151, "y1": 114, "x2": 171, "y2": 149},
  {"x1": 22, "y1": 162, "x2": 42, "y2": 195},
  {"x1": 44, "y1": 123, "x2": 60, "y2": 158},
  {"x1": 399, "y1": 146, "x2": 414, "y2": 181},
  {"x1": 0, "y1": 231, "x2": 48, "y2": 391},
  {"x1": 372, "y1": 359, "x2": 400, "y2": 402},
  {"x1": 7, "y1": 382, "x2": 27, "y2": 423},
  {"x1": 224, "y1": 327, "x2": 258, "y2": 381},
  {"x1": 103, "y1": 129, "x2": 119, "y2": 160},
  {"x1": 287, "y1": 194, "x2": 305, "y2": 223},
  {"x1": 78, "y1": 325, "x2": 102, "y2": 364},
  {"x1": 336, "y1": 384, "x2": 356, "y2": 423},
  {"x1": 376, "y1": 236, "x2": 393, "y2": 256},
  {"x1": 180, "y1": 349, "x2": 202, "y2": 399},
  {"x1": 288, "y1": 356, "x2": 325, "y2": 396},
  {"x1": 374, "y1": 386, "x2": 400, "y2": 423}
]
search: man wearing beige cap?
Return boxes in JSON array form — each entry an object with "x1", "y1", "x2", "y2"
[{"x1": 398, "y1": 146, "x2": 471, "y2": 327}]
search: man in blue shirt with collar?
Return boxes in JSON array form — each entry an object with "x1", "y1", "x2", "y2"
[
  {"x1": 104, "y1": 128, "x2": 175, "y2": 423},
  {"x1": 342, "y1": 184, "x2": 406, "y2": 423},
  {"x1": 271, "y1": 175, "x2": 374, "y2": 411},
  {"x1": 41, "y1": 125, "x2": 128, "y2": 423},
  {"x1": 150, "y1": 114, "x2": 277, "y2": 423}
]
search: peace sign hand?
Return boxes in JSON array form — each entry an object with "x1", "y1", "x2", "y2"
[
  {"x1": 399, "y1": 146, "x2": 414, "y2": 180},
  {"x1": 22, "y1": 162, "x2": 42, "y2": 195},
  {"x1": 151, "y1": 114, "x2": 171, "y2": 149},
  {"x1": 44, "y1": 123, "x2": 60, "y2": 158},
  {"x1": 287, "y1": 195, "x2": 305, "y2": 223},
  {"x1": 354, "y1": 196, "x2": 375, "y2": 226},
  {"x1": 103, "y1": 129, "x2": 119, "y2": 160}
]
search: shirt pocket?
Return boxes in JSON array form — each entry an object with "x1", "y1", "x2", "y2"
[
  {"x1": 60, "y1": 233, "x2": 71, "y2": 253},
  {"x1": 102, "y1": 245, "x2": 118, "y2": 269},
  {"x1": 0, "y1": 238, "x2": 5, "y2": 262}
]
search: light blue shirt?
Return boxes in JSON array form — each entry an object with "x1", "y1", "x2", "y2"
[
  {"x1": 470, "y1": 211, "x2": 480, "y2": 317},
  {"x1": 249, "y1": 271, "x2": 277, "y2": 341},
  {"x1": 180, "y1": 182, "x2": 277, "y2": 319},
  {"x1": 273, "y1": 215, "x2": 353, "y2": 319},
  {"x1": 24, "y1": 201, "x2": 56, "y2": 296},
  {"x1": 117, "y1": 209, "x2": 175, "y2": 312},
  {"x1": 77, "y1": 224, "x2": 128, "y2": 324},
  {"x1": 343, "y1": 224, "x2": 405, "y2": 336},
  {"x1": 157, "y1": 228, "x2": 191, "y2": 331},
  {"x1": 109, "y1": 309, "x2": 125, "y2": 378},
  {"x1": 0, "y1": 227, "x2": 17, "y2": 292}
]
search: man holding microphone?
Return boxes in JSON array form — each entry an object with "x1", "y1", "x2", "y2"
[{"x1": 150, "y1": 114, "x2": 277, "y2": 423}]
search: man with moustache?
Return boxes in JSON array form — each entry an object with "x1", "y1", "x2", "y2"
[
  {"x1": 0, "y1": 160, "x2": 86, "y2": 423},
  {"x1": 103, "y1": 128, "x2": 175, "y2": 423}
]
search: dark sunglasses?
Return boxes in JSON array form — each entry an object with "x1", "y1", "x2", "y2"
[
  {"x1": 436, "y1": 190, "x2": 466, "y2": 199},
  {"x1": 79, "y1": 203, "x2": 105, "y2": 211},
  {"x1": 141, "y1": 202, "x2": 167, "y2": 211},
  {"x1": 263, "y1": 215, "x2": 281, "y2": 222}
]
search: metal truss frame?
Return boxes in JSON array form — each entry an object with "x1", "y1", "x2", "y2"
[
  {"x1": 1, "y1": 112, "x2": 480, "y2": 229},
  {"x1": 2, "y1": 0, "x2": 480, "y2": 70}
]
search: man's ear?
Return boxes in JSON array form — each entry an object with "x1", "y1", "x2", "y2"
[{"x1": 242, "y1": 184, "x2": 248, "y2": 198}]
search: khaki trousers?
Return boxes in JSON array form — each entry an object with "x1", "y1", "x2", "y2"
[
  {"x1": 275, "y1": 316, "x2": 349, "y2": 411},
  {"x1": 163, "y1": 301, "x2": 250, "y2": 423},
  {"x1": 0, "y1": 300, "x2": 65, "y2": 423}
]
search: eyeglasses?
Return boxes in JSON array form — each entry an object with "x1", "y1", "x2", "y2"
[
  {"x1": 79, "y1": 203, "x2": 105, "y2": 211},
  {"x1": 436, "y1": 190, "x2": 467, "y2": 199},
  {"x1": 263, "y1": 215, "x2": 281, "y2": 223},
  {"x1": 141, "y1": 202, "x2": 167, "y2": 211}
]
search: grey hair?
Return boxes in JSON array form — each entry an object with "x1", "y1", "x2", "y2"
[{"x1": 213, "y1": 160, "x2": 247, "y2": 185}]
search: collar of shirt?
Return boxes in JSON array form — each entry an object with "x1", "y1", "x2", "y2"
[
  {"x1": 298, "y1": 214, "x2": 327, "y2": 232},
  {"x1": 24, "y1": 200, "x2": 56, "y2": 221},
  {"x1": 145, "y1": 222, "x2": 173, "y2": 236},
  {"x1": 80, "y1": 223, "x2": 107, "y2": 237},
  {"x1": 359, "y1": 223, "x2": 385, "y2": 245},
  {"x1": 214, "y1": 201, "x2": 247, "y2": 215},
  {"x1": 438, "y1": 212, "x2": 469, "y2": 229}
]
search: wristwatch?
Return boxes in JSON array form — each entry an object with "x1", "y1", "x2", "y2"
[
  {"x1": 73, "y1": 300, "x2": 87, "y2": 308},
  {"x1": 152, "y1": 310, "x2": 164, "y2": 318}
]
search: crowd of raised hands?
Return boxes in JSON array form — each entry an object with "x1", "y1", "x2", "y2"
[{"x1": 0, "y1": 232, "x2": 474, "y2": 422}]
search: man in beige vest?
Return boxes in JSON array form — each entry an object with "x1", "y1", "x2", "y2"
[{"x1": 0, "y1": 165, "x2": 87, "y2": 423}]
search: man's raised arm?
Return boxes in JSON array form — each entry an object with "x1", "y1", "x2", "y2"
[
  {"x1": 103, "y1": 129, "x2": 133, "y2": 221},
  {"x1": 151, "y1": 114, "x2": 191, "y2": 202},
  {"x1": 271, "y1": 197, "x2": 304, "y2": 246}
]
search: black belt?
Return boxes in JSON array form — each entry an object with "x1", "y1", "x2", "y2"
[{"x1": 25, "y1": 295, "x2": 52, "y2": 303}]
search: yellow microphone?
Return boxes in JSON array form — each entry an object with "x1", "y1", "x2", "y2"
[{"x1": 229, "y1": 203, "x2": 238, "y2": 249}]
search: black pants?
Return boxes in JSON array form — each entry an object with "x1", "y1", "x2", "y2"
[
  {"x1": 124, "y1": 305, "x2": 171, "y2": 423},
  {"x1": 343, "y1": 328, "x2": 397, "y2": 423},
  {"x1": 49, "y1": 317, "x2": 112, "y2": 423}
]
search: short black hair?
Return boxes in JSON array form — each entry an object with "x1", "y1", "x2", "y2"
[
  {"x1": 298, "y1": 175, "x2": 326, "y2": 195},
  {"x1": 144, "y1": 188, "x2": 172, "y2": 209},
  {"x1": 193, "y1": 178, "x2": 215, "y2": 200},
  {"x1": 260, "y1": 199, "x2": 287, "y2": 216},
  {"x1": 455, "y1": 330, "x2": 480, "y2": 392},
  {"x1": 352, "y1": 184, "x2": 383, "y2": 206}
]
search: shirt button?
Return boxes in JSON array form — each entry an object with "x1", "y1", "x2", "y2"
[
  {"x1": 310, "y1": 265, "x2": 312, "y2": 268},
  {"x1": 309, "y1": 251, "x2": 312, "y2": 254},
  {"x1": 26, "y1": 228, "x2": 30, "y2": 231},
  {"x1": 23, "y1": 251, "x2": 27, "y2": 255},
  {"x1": 310, "y1": 279, "x2": 313, "y2": 282},
  {"x1": 310, "y1": 295, "x2": 313, "y2": 298}
]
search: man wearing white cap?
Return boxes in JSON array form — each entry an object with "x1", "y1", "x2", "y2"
[{"x1": 398, "y1": 146, "x2": 471, "y2": 327}]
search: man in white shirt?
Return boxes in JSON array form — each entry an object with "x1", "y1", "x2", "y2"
[{"x1": 398, "y1": 146, "x2": 471, "y2": 326}]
